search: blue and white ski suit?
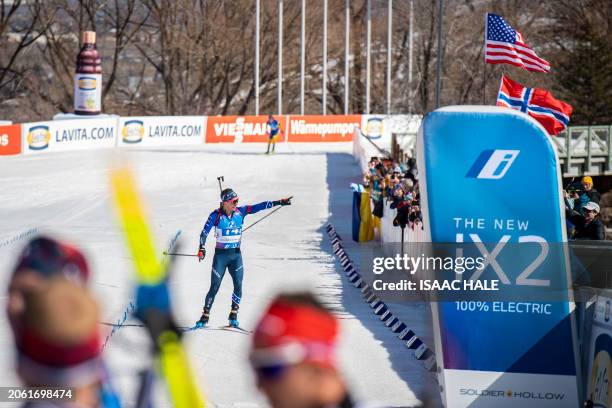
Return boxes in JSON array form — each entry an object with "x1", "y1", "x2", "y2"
[{"x1": 199, "y1": 201, "x2": 275, "y2": 310}]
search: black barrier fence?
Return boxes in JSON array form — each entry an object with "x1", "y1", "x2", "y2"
[
  {"x1": 325, "y1": 224, "x2": 438, "y2": 372},
  {"x1": 328, "y1": 222, "x2": 612, "y2": 400}
]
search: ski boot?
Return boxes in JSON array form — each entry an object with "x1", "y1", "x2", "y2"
[
  {"x1": 228, "y1": 305, "x2": 239, "y2": 328},
  {"x1": 195, "y1": 307, "x2": 210, "y2": 328}
]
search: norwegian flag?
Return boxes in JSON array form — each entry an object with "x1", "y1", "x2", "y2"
[
  {"x1": 485, "y1": 13, "x2": 550, "y2": 73},
  {"x1": 497, "y1": 75, "x2": 573, "y2": 135}
]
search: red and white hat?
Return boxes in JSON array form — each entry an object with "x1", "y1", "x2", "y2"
[
  {"x1": 12, "y1": 236, "x2": 90, "y2": 283},
  {"x1": 250, "y1": 297, "x2": 339, "y2": 369},
  {"x1": 8, "y1": 236, "x2": 91, "y2": 340}
]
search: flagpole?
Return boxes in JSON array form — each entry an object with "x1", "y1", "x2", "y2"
[
  {"x1": 366, "y1": 0, "x2": 371, "y2": 114},
  {"x1": 483, "y1": 61, "x2": 486, "y2": 104},
  {"x1": 344, "y1": 0, "x2": 350, "y2": 115},
  {"x1": 300, "y1": 0, "x2": 305, "y2": 115},
  {"x1": 278, "y1": 0, "x2": 283, "y2": 115},
  {"x1": 434, "y1": 0, "x2": 443, "y2": 109},
  {"x1": 483, "y1": 13, "x2": 487, "y2": 104},
  {"x1": 255, "y1": 0, "x2": 260, "y2": 115}
]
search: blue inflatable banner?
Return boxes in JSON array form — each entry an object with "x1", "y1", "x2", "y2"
[{"x1": 417, "y1": 107, "x2": 580, "y2": 407}]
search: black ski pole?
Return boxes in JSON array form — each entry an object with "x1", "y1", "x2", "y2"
[
  {"x1": 217, "y1": 176, "x2": 224, "y2": 194},
  {"x1": 163, "y1": 252, "x2": 199, "y2": 257},
  {"x1": 401, "y1": 225, "x2": 405, "y2": 255},
  {"x1": 135, "y1": 368, "x2": 155, "y2": 408},
  {"x1": 242, "y1": 196, "x2": 293, "y2": 232}
]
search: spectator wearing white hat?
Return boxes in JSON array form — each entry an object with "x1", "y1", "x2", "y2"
[{"x1": 571, "y1": 202, "x2": 605, "y2": 240}]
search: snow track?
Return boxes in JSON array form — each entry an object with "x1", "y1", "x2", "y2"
[{"x1": 0, "y1": 143, "x2": 439, "y2": 407}]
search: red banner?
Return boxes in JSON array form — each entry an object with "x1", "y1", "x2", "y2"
[
  {"x1": 0, "y1": 124, "x2": 21, "y2": 155},
  {"x1": 205, "y1": 115, "x2": 287, "y2": 143},
  {"x1": 287, "y1": 115, "x2": 361, "y2": 142}
]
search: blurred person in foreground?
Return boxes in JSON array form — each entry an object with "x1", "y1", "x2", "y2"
[
  {"x1": 249, "y1": 292, "x2": 374, "y2": 408},
  {"x1": 7, "y1": 237, "x2": 90, "y2": 332},
  {"x1": 7, "y1": 237, "x2": 120, "y2": 408},
  {"x1": 248, "y1": 293, "x2": 442, "y2": 407}
]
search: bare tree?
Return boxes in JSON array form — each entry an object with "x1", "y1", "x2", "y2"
[
  {"x1": 1, "y1": 0, "x2": 610, "y2": 122},
  {"x1": 0, "y1": 1, "x2": 56, "y2": 119}
]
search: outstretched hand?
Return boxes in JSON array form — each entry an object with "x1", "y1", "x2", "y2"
[{"x1": 279, "y1": 197, "x2": 292, "y2": 206}]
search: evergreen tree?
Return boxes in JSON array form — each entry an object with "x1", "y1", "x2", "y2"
[
  {"x1": 555, "y1": 28, "x2": 612, "y2": 125},
  {"x1": 549, "y1": 0, "x2": 612, "y2": 125}
]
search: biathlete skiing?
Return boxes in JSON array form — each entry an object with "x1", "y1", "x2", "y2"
[
  {"x1": 265, "y1": 114, "x2": 283, "y2": 154},
  {"x1": 196, "y1": 188, "x2": 292, "y2": 328}
]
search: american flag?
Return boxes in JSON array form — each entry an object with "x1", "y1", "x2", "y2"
[
  {"x1": 485, "y1": 13, "x2": 550, "y2": 73},
  {"x1": 497, "y1": 75, "x2": 572, "y2": 135}
]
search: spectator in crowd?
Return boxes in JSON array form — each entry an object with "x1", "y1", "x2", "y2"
[
  {"x1": 570, "y1": 202, "x2": 605, "y2": 240},
  {"x1": 404, "y1": 158, "x2": 418, "y2": 184},
  {"x1": 564, "y1": 187, "x2": 585, "y2": 216},
  {"x1": 392, "y1": 188, "x2": 411, "y2": 229},
  {"x1": 249, "y1": 292, "x2": 369, "y2": 408},
  {"x1": 581, "y1": 176, "x2": 601, "y2": 204},
  {"x1": 363, "y1": 155, "x2": 423, "y2": 233},
  {"x1": 385, "y1": 172, "x2": 402, "y2": 203},
  {"x1": 564, "y1": 188, "x2": 582, "y2": 236},
  {"x1": 566, "y1": 176, "x2": 601, "y2": 207},
  {"x1": 7, "y1": 237, "x2": 121, "y2": 408},
  {"x1": 409, "y1": 204, "x2": 423, "y2": 228},
  {"x1": 365, "y1": 161, "x2": 385, "y2": 232},
  {"x1": 390, "y1": 185, "x2": 410, "y2": 210}
]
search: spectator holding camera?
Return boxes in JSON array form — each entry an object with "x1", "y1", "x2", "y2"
[
  {"x1": 566, "y1": 176, "x2": 601, "y2": 209},
  {"x1": 564, "y1": 187, "x2": 584, "y2": 216}
]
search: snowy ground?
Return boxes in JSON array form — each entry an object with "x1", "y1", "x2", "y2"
[{"x1": 0, "y1": 142, "x2": 440, "y2": 407}]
